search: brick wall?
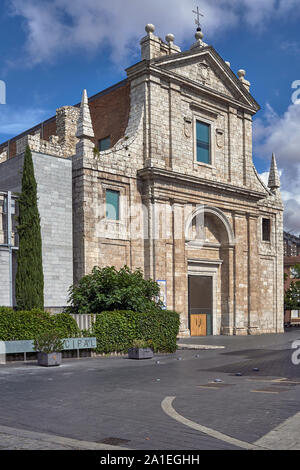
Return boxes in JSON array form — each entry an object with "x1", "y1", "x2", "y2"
[
  {"x1": 89, "y1": 82, "x2": 130, "y2": 148},
  {"x1": 0, "y1": 81, "x2": 130, "y2": 160}
]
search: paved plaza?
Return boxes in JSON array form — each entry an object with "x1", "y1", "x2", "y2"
[{"x1": 0, "y1": 330, "x2": 299, "y2": 450}]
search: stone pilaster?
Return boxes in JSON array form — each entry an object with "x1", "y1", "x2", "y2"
[
  {"x1": 232, "y1": 213, "x2": 248, "y2": 335},
  {"x1": 247, "y1": 214, "x2": 259, "y2": 334}
]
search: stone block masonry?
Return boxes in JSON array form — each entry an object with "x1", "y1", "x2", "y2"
[{"x1": 0, "y1": 248, "x2": 10, "y2": 306}]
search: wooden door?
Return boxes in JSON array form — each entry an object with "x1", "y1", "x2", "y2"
[{"x1": 190, "y1": 314, "x2": 207, "y2": 336}]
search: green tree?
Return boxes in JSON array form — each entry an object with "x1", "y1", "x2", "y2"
[
  {"x1": 66, "y1": 265, "x2": 163, "y2": 314},
  {"x1": 16, "y1": 145, "x2": 44, "y2": 310},
  {"x1": 285, "y1": 280, "x2": 300, "y2": 310}
]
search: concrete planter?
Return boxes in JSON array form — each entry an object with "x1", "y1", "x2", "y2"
[
  {"x1": 128, "y1": 347, "x2": 153, "y2": 360},
  {"x1": 37, "y1": 352, "x2": 62, "y2": 367}
]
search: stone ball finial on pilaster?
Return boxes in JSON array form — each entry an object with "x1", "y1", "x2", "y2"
[
  {"x1": 190, "y1": 28, "x2": 206, "y2": 50},
  {"x1": 237, "y1": 69, "x2": 251, "y2": 91},
  {"x1": 145, "y1": 24, "x2": 155, "y2": 34},
  {"x1": 165, "y1": 33, "x2": 175, "y2": 44}
]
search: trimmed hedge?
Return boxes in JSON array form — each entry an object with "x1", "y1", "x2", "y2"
[
  {"x1": 92, "y1": 309, "x2": 180, "y2": 354},
  {"x1": 0, "y1": 308, "x2": 80, "y2": 341},
  {"x1": 0, "y1": 308, "x2": 180, "y2": 354},
  {"x1": 51, "y1": 313, "x2": 81, "y2": 339}
]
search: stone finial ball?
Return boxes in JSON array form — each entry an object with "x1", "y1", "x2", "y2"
[
  {"x1": 195, "y1": 30, "x2": 204, "y2": 41},
  {"x1": 225, "y1": 61, "x2": 231, "y2": 68},
  {"x1": 145, "y1": 24, "x2": 155, "y2": 34},
  {"x1": 238, "y1": 69, "x2": 246, "y2": 78},
  {"x1": 165, "y1": 33, "x2": 175, "y2": 43}
]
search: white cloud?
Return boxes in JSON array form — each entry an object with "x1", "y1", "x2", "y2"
[
  {"x1": 0, "y1": 105, "x2": 49, "y2": 136},
  {"x1": 255, "y1": 101, "x2": 300, "y2": 234},
  {"x1": 9, "y1": 0, "x2": 300, "y2": 67}
]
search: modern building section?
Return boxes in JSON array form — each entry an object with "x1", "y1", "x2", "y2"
[
  {"x1": 284, "y1": 232, "x2": 300, "y2": 326},
  {"x1": 0, "y1": 154, "x2": 73, "y2": 310},
  {"x1": 0, "y1": 191, "x2": 18, "y2": 307},
  {"x1": 284, "y1": 231, "x2": 300, "y2": 257}
]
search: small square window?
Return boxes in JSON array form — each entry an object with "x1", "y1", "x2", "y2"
[
  {"x1": 196, "y1": 121, "x2": 211, "y2": 164},
  {"x1": 106, "y1": 189, "x2": 120, "y2": 220},
  {"x1": 262, "y1": 218, "x2": 271, "y2": 242},
  {"x1": 99, "y1": 136, "x2": 111, "y2": 151}
]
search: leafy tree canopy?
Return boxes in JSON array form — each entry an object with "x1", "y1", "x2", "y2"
[
  {"x1": 285, "y1": 280, "x2": 300, "y2": 310},
  {"x1": 66, "y1": 266, "x2": 163, "y2": 314}
]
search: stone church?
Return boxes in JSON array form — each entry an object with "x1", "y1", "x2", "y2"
[{"x1": 0, "y1": 25, "x2": 284, "y2": 336}]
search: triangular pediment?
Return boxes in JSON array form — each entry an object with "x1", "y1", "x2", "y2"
[{"x1": 152, "y1": 47, "x2": 260, "y2": 112}]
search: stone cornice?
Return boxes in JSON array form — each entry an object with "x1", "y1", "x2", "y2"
[
  {"x1": 137, "y1": 167, "x2": 268, "y2": 202},
  {"x1": 129, "y1": 64, "x2": 258, "y2": 115}
]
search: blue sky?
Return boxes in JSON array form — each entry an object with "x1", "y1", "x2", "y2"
[{"x1": 0, "y1": 0, "x2": 300, "y2": 232}]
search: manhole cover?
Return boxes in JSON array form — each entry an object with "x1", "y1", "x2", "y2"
[{"x1": 98, "y1": 437, "x2": 130, "y2": 446}]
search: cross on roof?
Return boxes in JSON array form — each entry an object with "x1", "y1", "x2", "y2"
[{"x1": 192, "y1": 6, "x2": 204, "y2": 30}]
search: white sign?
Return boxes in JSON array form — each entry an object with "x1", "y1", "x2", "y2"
[{"x1": 157, "y1": 280, "x2": 167, "y2": 310}]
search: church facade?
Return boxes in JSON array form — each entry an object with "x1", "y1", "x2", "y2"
[{"x1": 0, "y1": 25, "x2": 284, "y2": 336}]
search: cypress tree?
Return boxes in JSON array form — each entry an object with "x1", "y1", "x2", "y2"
[{"x1": 16, "y1": 145, "x2": 44, "y2": 310}]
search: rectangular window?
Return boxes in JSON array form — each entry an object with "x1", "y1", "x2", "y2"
[
  {"x1": 106, "y1": 189, "x2": 120, "y2": 220},
  {"x1": 99, "y1": 136, "x2": 111, "y2": 151},
  {"x1": 262, "y1": 218, "x2": 271, "y2": 242},
  {"x1": 196, "y1": 121, "x2": 211, "y2": 164},
  {"x1": 291, "y1": 310, "x2": 300, "y2": 319}
]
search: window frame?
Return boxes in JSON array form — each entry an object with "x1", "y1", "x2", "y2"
[
  {"x1": 105, "y1": 188, "x2": 120, "y2": 221},
  {"x1": 261, "y1": 217, "x2": 271, "y2": 243},
  {"x1": 193, "y1": 115, "x2": 215, "y2": 168},
  {"x1": 98, "y1": 136, "x2": 111, "y2": 152}
]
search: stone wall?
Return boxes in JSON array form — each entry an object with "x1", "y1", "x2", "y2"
[
  {"x1": 0, "y1": 247, "x2": 10, "y2": 306},
  {"x1": 72, "y1": 34, "x2": 284, "y2": 335}
]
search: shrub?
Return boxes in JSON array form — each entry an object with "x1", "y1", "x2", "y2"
[
  {"x1": 34, "y1": 331, "x2": 64, "y2": 353},
  {"x1": 131, "y1": 339, "x2": 153, "y2": 349},
  {"x1": 0, "y1": 307, "x2": 15, "y2": 315},
  {"x1": 92, "y1": 309, "x2": 180, "y2": 354},
  {"x1": 66, "y1": 266, "x2": 163, "y2": 314},
  {"x1": 51, "y1": 313, "x2": 80, "y2": 338},
  {"x1": 92, "y1": 310, "x2": 140, "y2": 354},
  {"x1": 0, "y1": 310, "x2": 80, "y2": 341},
  {"x1": 138, "y1": 310, "x2": 180, "y2": 353},
  {"x1": 0, "y1": 309, "x2": 52, "y2": 341}
]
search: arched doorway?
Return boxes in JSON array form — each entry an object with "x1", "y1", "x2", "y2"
[{"x1": 185, "y1": 206, "x2": 235, "y2": 336}]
